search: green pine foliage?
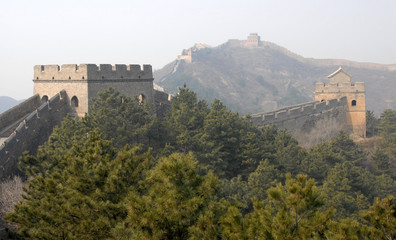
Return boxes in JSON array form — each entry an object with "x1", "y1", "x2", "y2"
[
  {"x1": 117, "y1": 152, "x2": 218, "y2": 240},
  {"x1": 83, "y1": 87, "x2": 160, "y2": 150},
  {"x1": 7, "y1": 134, "x2": 153, "y2": 239},
  {"x1": 4, "y1": 87, "x2": 396, "y2": 239}
]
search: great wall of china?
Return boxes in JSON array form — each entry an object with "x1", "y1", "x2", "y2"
[{"x1": 0, "y1": 64, "x2": 365, "y2": 180}]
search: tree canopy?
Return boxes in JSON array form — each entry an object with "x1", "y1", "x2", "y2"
[{"x1": 4, "y1": 87, "x2": 395, "y2": 239}]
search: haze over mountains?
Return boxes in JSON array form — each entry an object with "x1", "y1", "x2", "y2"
[
  {"x1": 0, "y1": 96, "x2": 23, "y2": 114},
  {"x1": 1, "y1": 34, "x2": 395, "y2": 116},
  {"x1": 154, "y1": 35, "x2": 396, "y2": 115}
]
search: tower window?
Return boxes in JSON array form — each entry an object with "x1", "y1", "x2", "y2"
[
  {"x1": 71, "y1": 96, "x2": 79, "y2": 107},
  {"x1": 351, "y1": 100, "x2": 357, "y2": 106}
]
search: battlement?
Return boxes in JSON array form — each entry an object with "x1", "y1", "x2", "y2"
[
  {"x1": 315, "y1": 82, "x2": 365, "y2": 93},
  {"x1": 34, "y1": 64, "x2": 153, "y2": 81},
  {"x1": 251, "y1": 97, "x2": 347, "y2": 125}
]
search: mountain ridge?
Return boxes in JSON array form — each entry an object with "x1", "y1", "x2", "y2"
[
  {"x1": 154, "y1": 37, "x2": 396, "y2": 115},
  {"x1": 0, "y1": 96, "x2": 24, "y2": 114}
]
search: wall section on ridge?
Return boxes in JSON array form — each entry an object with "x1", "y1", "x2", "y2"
[
  {"x1": 251, "y1": 97, "x2": 348, "y2": 147},
  {"x1": 0, "y1": 91, "x2": 71, "y2": 180},
  {"x1": 0, "y1": 95, "x2": 41, "y2": 135}
]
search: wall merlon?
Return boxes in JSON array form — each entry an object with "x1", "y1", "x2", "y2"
[
  {"x1": 288, "y1": 107, "x2": 302, "y2": 117},
  {"x1": 275, "y1": 110, "x2": 287, "y2": 119},
  {"x1": 263, "y1": 113, "x2": 276, "y2": 122},
  {"x1": 314, "y1": 101, "x2": 326, "y2": 111},
  {"x1": 327, "y1": 99, "x2": 338, "y2": 106},
  {"x1": 302, "y1": 104, "x2": 314, "y2": 113},
  {"x1": 60, "y1": 64, "x2": 78, "y2": 71},
  {"x1": 339, "y1": 96, "x2": 347, "y2": 104},
  {"x1": 15, "y1": 121, "x2": 26, "y2": 133}
]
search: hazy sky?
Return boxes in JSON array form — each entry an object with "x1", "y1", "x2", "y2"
[{"x1": 1, "y1": 0, "x2": 395, "y2": 99}]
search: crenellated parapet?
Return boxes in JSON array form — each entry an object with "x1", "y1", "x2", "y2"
[
  {"x1": 251, "y1": 97, "x2": 347, "y2": 125},
  {"x1": 315, "y1": 82, "x2": 365, "y2": 93},
  {"x1": 33, "y1": 63, "x2": 156, "y2": 117},
  {"x1": 34, "y1": 64, "x2": 153, "y2": 81},
  {"x1": 0, "y1": 91, "x2": 70, "y2": 179},
  {"x1": 251, "y1": 97, "x2": 348, "y2": 147}
]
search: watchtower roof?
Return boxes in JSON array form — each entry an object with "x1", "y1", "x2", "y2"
[
  {"x1": 327, "y1": 67, "x2": 352, "y2": 83},
  {"x1": 328, "y1": 67, "x2": 352, "y2": 78}
]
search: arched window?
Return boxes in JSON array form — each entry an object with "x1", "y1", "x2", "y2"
[
  {"x1": 41, "y1": 95, "x2": 48, "y2": 102},
  {"x1": 138, "y1": 94, "x2": 145, "y2": 104},
  {"x1": 321, "y1": 99, "x2": 325, "y2": 102},
  {"x1": 71, "y1": 96, "x2": 79, "y2": 107},
  {"x1": 351, "y1": 100, "x2": 357, "y2": 106}
]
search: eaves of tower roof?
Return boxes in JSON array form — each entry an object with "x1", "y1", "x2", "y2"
[{"x1": 327, "y1": 67, "x2": 352, "y2": 79}]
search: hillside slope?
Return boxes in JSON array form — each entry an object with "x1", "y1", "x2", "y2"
[
  {"x1": 154, "y1": 38, "x2": 396, "y2": 115},
  {"x1": 0, "y1": 96, "x2": 24, "y2": 114}
]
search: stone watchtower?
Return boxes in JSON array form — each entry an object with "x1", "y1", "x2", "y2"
[
  {"x1": 33, "y1": 64, "x2": 154, "y2": 117},
  {"x1": 243, "y1": 33, "x2": 261, "y2": 47},
  {"x1": 314, "y1": 67, "x2": 366, "y2": 138}
]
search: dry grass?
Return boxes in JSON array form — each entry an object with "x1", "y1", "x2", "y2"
[{"x1": 0, "y1": 175, "x2": 26, "y2": 233}]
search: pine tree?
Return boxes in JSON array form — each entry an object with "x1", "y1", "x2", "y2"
[
  {"x1": 83, "y1": 87, "x2": 158, "y2": 149},
  {"x1": 164, "y1": 86, "x2": 209, "y2": 153},
  {"x1": 262, "y1": 173, "x2": 334, "y2": 239},
  {"x1": 118, "y1": 152, "x2": 218, "y2": 240},
  {"x1": 323, "y1": 161, "x2": 375, "y2": 219},
  {"x1": 19, "y1": 115, "x2": 87, "y2": 177},
  {"x1": 377, "y1": 109, "x2": 396, "y2": 139},
  {"x1": 6, "y1": 134, "x2": 153, "y2": 239},
  {"x1": 200, "y1": 99, "x2": 243, "y2": 178},
  {"x1": 361, "y1": 196, "x2": 396, "y2": 240},
  {"x1": 273, "y1": 130, "x2": 305, "y2": 175},
  {"x1": 366, "y1": 110, "x2": 378, "y2": 137}
]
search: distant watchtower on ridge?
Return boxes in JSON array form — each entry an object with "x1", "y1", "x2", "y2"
[
  {"x1": 33, "y1": 64, "x2": 154, "y2": 117},
  {"x1": 314, "y1": 67, "x2": 366, "y2": 138},
  {"x1": 243, "y1": 33, "x2": 261, "y2": 47}
]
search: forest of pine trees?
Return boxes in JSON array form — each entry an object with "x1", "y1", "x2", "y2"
[{"x1": 1, "y1": 87, "x2": 395, "y2": 239}]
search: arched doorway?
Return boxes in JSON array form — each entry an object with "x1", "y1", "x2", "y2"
[
  {"x1": 71, "y1": 96, "x2": 79, "y2": 107},
  {"x1": 41, "y1": 95, "x2": 48, "y2": 102}
]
